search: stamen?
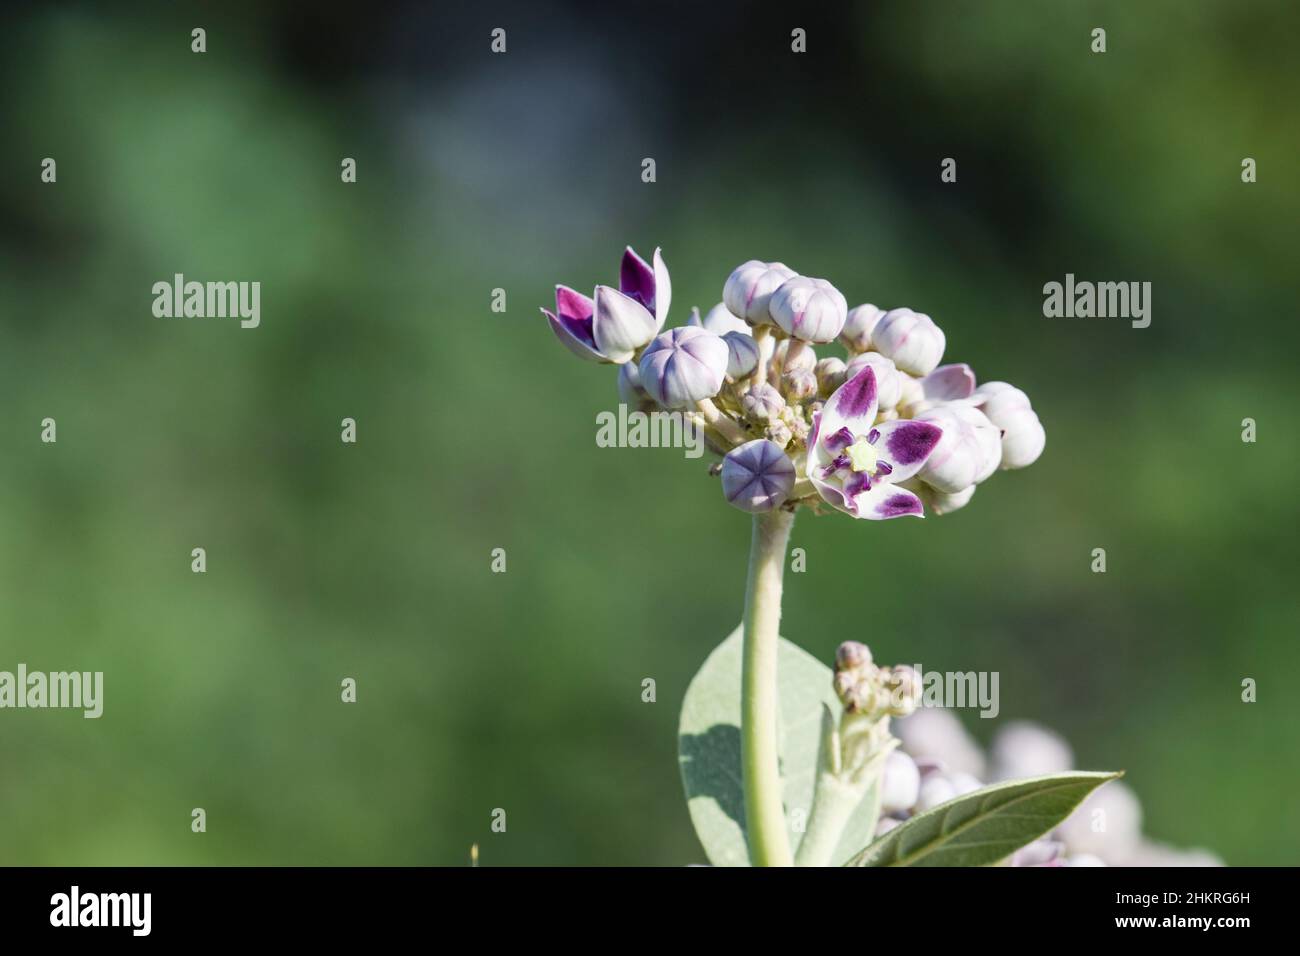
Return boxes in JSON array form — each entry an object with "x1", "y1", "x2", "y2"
[
  {"x1": 877, "y1": 461, "x2": 893, "y2": 476},
  {"x1": 825, "y1": 426, "x2": 855, "y2": 452},
  {"x1": 867, "y1": 428, "x2": 880, "y2": 444}
]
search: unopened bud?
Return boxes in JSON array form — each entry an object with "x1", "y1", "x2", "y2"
[
  {"x1": 721, "y1": 439, "x2": 796, "y2": 513},
  {"x1": 781, "y1": 368, "x2": 817, "y2": 402},
  {"x1": 741, "y1": 382, "x2": 785, "y2": 422},
  {"x1": 722, "y1": 260, "x2": 797, "y2": 327},
  {"x1": 835, "y1": 640, "x2": 872, "y2": 671},
  {"x1": 722, "y1": 330, "x2": 761, "y2": 380},
  {"x1": 840, "y1": 304, "x2": 886, "y2": 353},
  {"x1": 883, "y1": 665, "x2": 922, "y2": 716},
  {"x1": 871, "y1": 308, "x2": 946, "y2": 376},
  {"x1": 814, "y1": 356, "x2": 847, "y2": 397},
  {"x1": 769, "y1": 276, "x2": 849, "y2": 343},
  {"x1": 844, "y1": 351, "x2": 902, "y2": 410}
]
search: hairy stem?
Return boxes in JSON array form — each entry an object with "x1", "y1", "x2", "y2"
[
  {"x1": 795, "y1": 773, "x2": 873, "y2": 867},
  {"x1": 741, "y1": 508, "x2": 796, "y2": 866}
]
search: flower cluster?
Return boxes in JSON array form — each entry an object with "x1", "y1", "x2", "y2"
[
  {"x1": 543, "y1": 249, "x2": 1046, "y2": 519},
  {"x1": 887, "y1": 709, "x2": 1224, "y2": 867}
]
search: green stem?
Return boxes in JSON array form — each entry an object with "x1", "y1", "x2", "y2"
[
  {"x1": 741, "y1": 508, "x2": 796, "y2": 866},
  {"x1": 795, "y1": 774, "x2": 873, "y2": 867}
]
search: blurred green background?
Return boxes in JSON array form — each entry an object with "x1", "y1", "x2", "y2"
[{"x1": 1, "y1": 0, "x2": 1296, "y2": 865}]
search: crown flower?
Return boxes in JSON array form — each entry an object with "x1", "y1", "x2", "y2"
[{"x1": 544, "y1": 247, "x2": 1069, "y2": 869}]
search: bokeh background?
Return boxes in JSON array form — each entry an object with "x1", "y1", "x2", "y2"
[{"x1": 1, "y1": 0, "x2": 1296, "y2": 865}]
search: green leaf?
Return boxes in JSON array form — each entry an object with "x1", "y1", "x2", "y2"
[
  {"x1": 845, "y1": 771, "x2": 1122, "y2": 867},
  {"x1": 677, "y1": 625, "x2": 877, "y2": 867}
]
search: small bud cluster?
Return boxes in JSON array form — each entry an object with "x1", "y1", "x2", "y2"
[
  {"x1": 832, "y1": 641, "x2": 920, "y2": 718},
  {"x1": 542, "y1": 247, "x2": 1045, "y2": 520}
]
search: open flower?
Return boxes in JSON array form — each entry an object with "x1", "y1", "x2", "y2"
[
  {"x1": 808, "y1": 367, "x2": 943, "y2": 519},
  {"x1": 541, "y1": 247, "x2": 671, "y2": 364}
]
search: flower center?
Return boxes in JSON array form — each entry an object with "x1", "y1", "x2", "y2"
[{"x1": 846, "y1": 436, "x2": 880, "y2": 474}]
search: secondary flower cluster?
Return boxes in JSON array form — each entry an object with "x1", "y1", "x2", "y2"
[
  {"x1": 542, "y1": 248, "x2": 1046, "y2": 519},
  {"x1": 887, "y1": 709, "x2": 1224, "y2": 867}
]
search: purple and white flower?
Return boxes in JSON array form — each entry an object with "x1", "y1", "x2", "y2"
[
  {"x1": 723, "y1": 260, "x2": 797, "y2": 327},
  {"x1": 638, "y1": 326, "x2": 729, "y2": 410},
  {"x1": 541, "y1": 247, "x2": 671, "y2": 364},
  {"x1": 721, "y1": 439, "x2": 796, "y2": 513},
  {"x1": 807, "y1": 367, "x2": 944, "y2": 520},
  {"x1": 768, "y1": 276, "x2": 849, "y2": 343},
  {"x1": 913, "y1": 403, "x2": 1002, "y2": 494}
]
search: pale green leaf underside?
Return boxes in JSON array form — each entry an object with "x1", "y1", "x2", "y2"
[
  {"x1": 677, "y1": 626, "x2": 877, "y2": 867},
  {"x1": 845, "y1": 771, "x2": 1122, "y2": 867}
]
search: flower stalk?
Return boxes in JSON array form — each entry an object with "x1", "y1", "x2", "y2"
[{"x1": 741, "y1": 507, "x2": 796, "y2": 866}]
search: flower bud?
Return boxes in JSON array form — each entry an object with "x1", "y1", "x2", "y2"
[
  {"x1": 949, "y1": 772, "x2": 982, "y2": 797},
  {"x1": 840, "y1": 678, "x2": 876, "y2": 715},
  {"x1": 913, "y1": 480, "x2": 976, "y2": 516},
  {"x1": 769, "y1": 276, "x2": 848, "y2": 343},
  {"x1": 722, "y1": 330, "x2": 761, "y2": 380},
  {"x1": 765, "y1": 419, "x2": 793, "y2": 449},
  {"x1": 721, "y1": 439, "x2": 796, "y2": 513},
  {"x1": 741, "y1": 382, "x2": 785, "y2": 422},
  {"x1": 990, "y1": 721, "x2": 1073, "y2": 782},
  {"x1": 880, "y1": 751, "x2": 921, "y2": 814},
  {"x1": 914, "y1": 404, "x2": 1002, "y2": 493},
  {"x1": 893, "y1": 709, "x2": 986, "y2": 778},
  {"x1": 770, "y1": 338, "x2": 816, "y2": 379},
  {"x1": 689, "y1": 302, "x2": 751, "y2": 336},
  {"x1": 781, "y1": 368, "x2": 817, "y2": 402},
  {"x1": 592, "y1": 285, "x2": 660, "y2": 364},
  {"x1": 916, "y1": 774, "x2": 957, "y2": 812},
  {"x1": 974, "y1": 382, "x2": 1045, "y2": 469},
  {"x1": 1058, "y1": 781, "x2": 1143, "y2": 859},
  {"x1": 814, "y1": 357, "x2": 847, "y2": 397},
  {"x1": 723, "y1": 260, "x2": 796, "y2": 327},
  {"x1": 871, "y1": 308, "x2": 946, "y2": 376},
  {"x1": 840, "y1": 304, "x2": 885, "y2": 353},
  {"x1": 638, "y1": 326, "x2": 729, "y2": 409},
  {"x1": 883, "y1": 665, "x2": 922, "y2": 716},
  {"x1": 835, "y1": 640, "x2": 872, "y2": 671},
  {"x1": 844, "y1": 351, "x2": 902, "y2": 410},
  {"x1": 1011, "y1": 839, "x2": 1065, "y2": 868},
  {"x1": 875, "y1": 816, "x2": 902, "y2": 837},
  {"x1": 616, "y1": 361, "x2": 655, "y2": 412}
]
